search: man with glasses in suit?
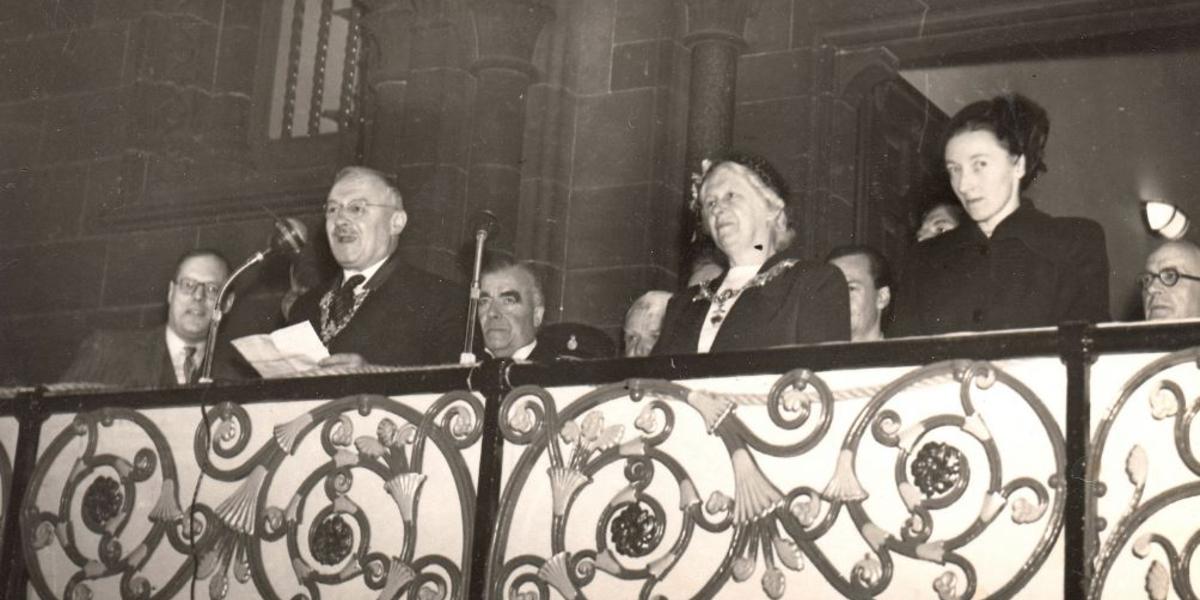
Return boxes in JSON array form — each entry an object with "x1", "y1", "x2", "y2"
[
  {"x1": 61, "y1": 249, "x2": 234, "y2": 387},
  {"x1": 287, "y1": 166, "x2": 468, "y2": 368},
  {"x1": 1142, "y1": 240, "x2": 1200, "y2": 320}
]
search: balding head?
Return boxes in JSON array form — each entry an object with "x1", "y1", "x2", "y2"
[
  {"x1": 1143, "y1": 240, "x2": 1200, "y2": 320},
  {"x1": 325, "y1": 166, "x2": 407, "y2": 270},
  {"x1": 624, "y1": 291, "x2": 672, "y2": 357},
  {"x1": 333, "y1": 166, "x2": 404, "y2": 210}
]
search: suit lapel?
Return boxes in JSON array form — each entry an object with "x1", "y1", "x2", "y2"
[
  {"x1": 709, "y1": 255, "x2": 796, "y2": 351},
  {"x1": 675, "y1": 299, "x2": 711, "y2": 351},
  {"x1": 339, "y1": 253, "x2": 406, "y2": 338},
  {"x1": 149, "y1": 327, "x2": 177, "y2": 387}
]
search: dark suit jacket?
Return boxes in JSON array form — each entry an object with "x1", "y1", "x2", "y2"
[
  {"x1": 60, "y1": 326, "x2": 242, "y2": 388},
  {"x1": 891, "y1": 201, "x2": 1110, "y2": 337},
  {"x1": 61, "y1": 327, "x2": 176, "y2": 388},
  {"x1": 289, "y1": 253, "x2": 468, "y2": 366},
  {"x1": 651, "y1": 247, "x2": 850, "y2": 355}
]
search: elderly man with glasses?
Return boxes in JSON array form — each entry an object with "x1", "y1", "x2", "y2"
[
  {"x1": 287, "y1": 166, "x2": 469, "y2": 368},
  {"x1": 1142, "y1": 240, "x2": 1200, "y2": 321},
  {"x1": 61, "y1": 249, "x2": 240, "y2": 387}
]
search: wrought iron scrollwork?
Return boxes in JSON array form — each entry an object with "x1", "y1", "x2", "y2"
[
  {"x1": 609, "y1": 501, "x2": 662, "y2": 558},
  {"x1": 911, "y1": 442, "x2": 966, "y2": 498},
  {"x1": 489, "y1": 360, "x2": 1064, "y2": 598},
  {"x1": 21, "y1": 391, "x2": 482, "y2": 599},
  {"x1": 1087, "y1": 348, "x2": 1200, "y2": 599}
]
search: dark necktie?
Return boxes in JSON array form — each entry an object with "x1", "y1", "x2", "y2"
[
  {"x1": 330, "y1": 274, "x2": 365, "y2": 325},
  {"x1": 182, "y1": 345, "x2": 198, "y2": 384}
]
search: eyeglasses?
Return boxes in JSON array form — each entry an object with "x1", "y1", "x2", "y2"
[
  {"x1": 175, "y1": 278, "x2": 221, "y2": 300},
  {"x1": 1138, "y1": 267, "x2": 1200, "y2": 289},
  {"x1": 324, "y1": 199, "x2": 394, "y2": 220}
]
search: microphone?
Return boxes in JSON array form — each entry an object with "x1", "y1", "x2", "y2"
[
  {"x1": 269, "y1": 217, "x2": 308, "y2": 257},
  {"x1": 461, "y1": 210, "x2": 501, "y2": 365},
  {"x1": 196, "y1": 218, "x2": 308, "y2": 382},
  {"x1": 469, "y1": 210, "x2": 499, "y2": 241}
]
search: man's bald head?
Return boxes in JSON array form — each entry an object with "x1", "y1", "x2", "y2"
[
  {"x1": 624, "y1": 291, "x2": 672, "y2": 357},
  {"x1": 1143, "y1": 240, "x2": 1200, "y2": 320},
  {"x1": 325, "y1": 166, "x2": 407, "y2": 271}
]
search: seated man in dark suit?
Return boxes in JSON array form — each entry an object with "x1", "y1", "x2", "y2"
[
  {"x1": 478, "y1": 255, "x2": 614, "y2": 362},
  {"x1": 623, "y1": 291, "x2": 672, "y2": 357},
  {"x1": 1142, "y1": 240, "x2": 1200, "y2": 321},
  {"x1": 478, "y1": 255, "x2": 546, "y2": 361},
  {"x1": 288, "y1": 166, "x2": 466, "y2": 367},
  {"x1": 827, "y1": 244, "x2": 892, "y2": 342},
  {"x1": 61, "y1": 249, "x2": 235, "y2": 388}
]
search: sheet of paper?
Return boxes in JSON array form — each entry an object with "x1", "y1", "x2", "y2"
[
  {"x1": 230, "y1": 335, "x2": 291, "y2": 378},
  {"x1": 269, "y1": 322, "x2": 330, "y2": 368},
  {"x1": 231, "y1": 322, "x2": 330, "y2": 378}
]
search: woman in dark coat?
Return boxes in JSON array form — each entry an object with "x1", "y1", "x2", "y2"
[
  {"x1": 891, "y1": 94, "x2": 1110, "y2": 336},
  {"x1": 652, "y1": 151, "x2": 849, "y2": 355}
]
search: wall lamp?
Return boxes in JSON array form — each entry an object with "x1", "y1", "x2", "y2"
[{"x1": 1144, "y1": 200, "x2": 1190, "y2": 240}]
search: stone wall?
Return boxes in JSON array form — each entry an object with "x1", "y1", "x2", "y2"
[
  {"x1": 13, "y1": 0, "x2": 1170, "y2": 383},
  {"x1": 0, "y1": 0, "x2": 830, "y2": 383},
  {"x1": 519, "y1": 0, "x2": 824, "y2": 335},
  {"x1": 0, "y1": 2, "x2": 345, "y2": 383}
]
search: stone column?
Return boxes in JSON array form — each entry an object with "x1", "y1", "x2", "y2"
[
  {"x1": 358, "y1": 0, "x2": 415, "y2": 172},
  {"x1": 465, "y1": 0, "x2": 553, "y2": 254},
  {"x1": 682, "y1": 0, "x2": 753, "y2": 172}
]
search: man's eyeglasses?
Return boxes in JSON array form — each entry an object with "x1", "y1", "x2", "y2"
[
  {"x1": 324, "y1": 199, "x2": 394, "y2": 220},
  {"x1": 176, "y1": 278, "x2": 221, "y2": 300},
  {"x1": 1138, "y1": 267, "x2": 1200, "y2": 289}
]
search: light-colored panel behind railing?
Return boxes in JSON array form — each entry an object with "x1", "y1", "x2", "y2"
[
  {"x1": 22, "y1": 391, "x2": 483, "y2": 600},
  {"x1": 0, "y1": 414, "x2": 17, "y2": 550},
  {"x1": 1088, "y1": 349, "x2": 1200, "y2": 600},
  {"x1": 491, "y1": 358, "x2": 1067, "y2": 599}
]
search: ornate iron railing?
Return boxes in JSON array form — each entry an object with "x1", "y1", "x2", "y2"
[{"x1": 1, "y1": 321, "x2": 1198, "y2": 598}]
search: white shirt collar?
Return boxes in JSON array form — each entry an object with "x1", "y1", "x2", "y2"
[
  {"x1": 165, "y1": 327, "x2": 205, "y2": 383},
  {"x1": 485, "y1": 339, "x2": 538, "y2": 361},
  {"x1": 165, "y1": 327, "x2": 204, "y2": 357},
  {"x1": 511, "y1": 340, "x2": 537, "y2": 361},
  {"x1": 341, "y1": 256, "x2": 388, "y2": 293}
]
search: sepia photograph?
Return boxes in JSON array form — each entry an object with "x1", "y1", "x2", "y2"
[{"x1": 1, "y1": 0, "x2": 1198, "y2": 597}]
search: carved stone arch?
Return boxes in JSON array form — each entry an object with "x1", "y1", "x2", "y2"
[
  {"x1": 826, "y1": 45, "x2": 947, "y2": 265},
  {"x1": 358, "y1": 0, "x2": 413, "y2": 82},
  {"x1": 835, "y1": 47, "x2": 900, "y2": 109}
]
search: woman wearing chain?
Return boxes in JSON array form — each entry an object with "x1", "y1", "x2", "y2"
[{"x1": 651, "y1": 150, "x2": 850, "y2": 355}]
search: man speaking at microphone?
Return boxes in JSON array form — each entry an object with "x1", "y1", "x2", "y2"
[{"x1": 288, "y1": 166, "x2": 466, "y2": 368}]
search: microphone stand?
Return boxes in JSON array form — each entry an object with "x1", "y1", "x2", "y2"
[
  {"x1": 460, "y1": 227, "x2": 489, "y2": 365},
  {"x1": 197, "y1": 218, "x2": 306, "y2": 383},
  {"x1": 197, "y1": 252, "x2": 268, "y2": 383}
]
